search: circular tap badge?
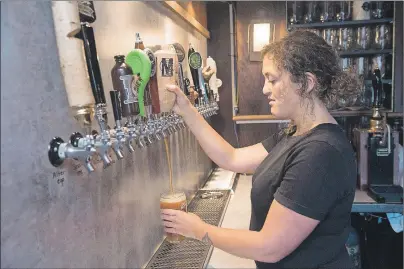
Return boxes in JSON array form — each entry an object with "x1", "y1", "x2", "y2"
[
  {"x1": 189, "y1": 52, "x2": 202, "y2": 70},
  {"x1": 144, "y1": 48, "x2": 156, "y2": 77}
]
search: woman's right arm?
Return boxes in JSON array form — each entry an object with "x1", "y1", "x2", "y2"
[{"x1": 167, "y1": 85, "x2": 268, "y2": 173}]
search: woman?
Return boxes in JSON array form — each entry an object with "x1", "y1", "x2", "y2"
[{"x1": 162, "y1": 30, "x2": 359, "y2": 269}]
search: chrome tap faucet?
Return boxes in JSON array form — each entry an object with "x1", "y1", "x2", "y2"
[
  {"x1": 48, "y1": 133, "x2": 97, "y2": 173},
  {"x1": 92, "y1": 104, "x2": 113, "y2": 168},
  {"x1": 109, "y1": 91, "x2": 125, "y2": 159}
]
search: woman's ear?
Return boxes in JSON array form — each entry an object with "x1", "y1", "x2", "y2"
[{"x1": 305, "y1": 72, "x2": 317, "y2": 94}]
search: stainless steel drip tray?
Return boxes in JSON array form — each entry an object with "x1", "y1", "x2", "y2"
[{"x1": 145, "y1": 189, "x2": 231, "y2": 269}]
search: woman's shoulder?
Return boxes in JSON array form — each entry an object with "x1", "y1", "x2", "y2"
[{"x1": 294, "y1": 123, "x2": 353, "y2": 155}]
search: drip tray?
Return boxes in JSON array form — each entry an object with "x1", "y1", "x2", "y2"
[{"x1": 145, "y1": 189, "x2": 231, "y2": 269}]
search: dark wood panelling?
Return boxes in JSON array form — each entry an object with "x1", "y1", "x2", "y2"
[
  {"x1": 207, "y1": 2, "x2": 288, "y2": 148},
  {"x1": 178, "y1": 1, "x2": 207, "y2": 29},
  {"x1": 236, "y1": 1, "x2": 287, "y2": 117},
  {"x1": 236, "y1": 2, "x2": 287, "y2": 146},
  {"x1": 207, "y1": 2, "x2": 238, "y2": 148}
]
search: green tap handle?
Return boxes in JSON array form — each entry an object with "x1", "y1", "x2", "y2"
[{"x1": 126, "y1": 49, "x2": 151, "y2": 117}]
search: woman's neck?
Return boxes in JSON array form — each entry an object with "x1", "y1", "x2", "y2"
[{"x1": 291, "y1": 100, "x2": 337, "y2": 136}]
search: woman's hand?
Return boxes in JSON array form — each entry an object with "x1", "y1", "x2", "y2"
[
  {"x1": 166, "y1": 85, "x2": 194, "y2": 117},
  {"x1": 161, "y1": 209, "x2": 207, "y2": 240}
]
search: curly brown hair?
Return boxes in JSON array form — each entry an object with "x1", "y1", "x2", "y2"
[{"x1": 261, "y1": 30, "x2": 361, "y2": 111}]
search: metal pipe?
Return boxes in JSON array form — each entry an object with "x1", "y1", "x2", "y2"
[{"x1": 229, "y1": 2, "x2": 237, "y2": 117}]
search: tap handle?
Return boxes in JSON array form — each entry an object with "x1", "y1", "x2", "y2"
[
  {"x1": 110, "y1": 91, "x2": 122, "y2": 121},
  {"x1": 372, "y1": 68, "x2": 383, "y2": 107},
  {"x1": 70, "y1": 132, "x2": 83, "y2": 147}
]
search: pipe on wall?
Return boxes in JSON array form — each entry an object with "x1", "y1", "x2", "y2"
[{"x1": 229, "y1": 2, "x2": 237, "y2": 117}]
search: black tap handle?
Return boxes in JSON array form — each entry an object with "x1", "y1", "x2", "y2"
[
  {"x1": 204, "y1": 83, "x2": 211, "y2": 100},
  {"x1": 110, "y1": 91, "x2": 122, "y2": 121},
  {"x1": 372, "y1": 68, "x2": 383, "y2": 108},
  {"x1": 75, "y1": 24, "x2": 106, "y2": 105}
]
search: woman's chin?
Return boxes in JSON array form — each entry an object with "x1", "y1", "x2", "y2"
[{"x1": 270, "y1": 109, "x2": 288, "y2": 120}]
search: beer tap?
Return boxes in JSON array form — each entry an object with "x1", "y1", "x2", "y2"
[
  {"x1": 153, "y1": 48, "x2": 178, "y2": 137},
  {"x1": 169, "y1": 42, "x2": 188, "y2": 129},
  {"x1": 188, "y1": 43, "x2": 203, "y2": 104},
  {"x1": 93, "y1": 104, "x2": 113, "y2": 167},
  {"x1": 49, "y1": 134, "x2": 97, "y2": 173},
  {"x1": 369, "y1": 68, "x2": 384, "y2": 134},
  {"x1": 109, "y1": 91, "x2": 125, "y2": 159},
  {"x1": 368, "y1": 68, "x2": 392, "y2": 157},
  {"x1": 48, "y1": 108, "x2": 98, "y2": 173},
  {"x1": 141, "y1": 37, "x2": 162, "y2": 143},
  {"x1": 126, "y1": 39, "x2": 152, "y2": 146},
  {"x1": 76, "y1": 22, "x2": 114, "y2": 167},
  {"x1": 48, "y1": 1, "x2": 104, "y2": 172}
]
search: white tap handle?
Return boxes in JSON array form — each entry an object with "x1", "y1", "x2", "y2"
[
  {"x1": 206, "y1": 56, "x2": 222, "y2": 101},
  {"x1": 155, "y1": 50, "x2": 177, "y2": 113}
]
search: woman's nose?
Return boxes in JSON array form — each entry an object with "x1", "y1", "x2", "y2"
[{"x1": 262, "y1": 82, "x2": 271, "y2": 95}]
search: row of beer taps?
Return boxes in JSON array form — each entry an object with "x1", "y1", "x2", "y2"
[
  {"x1": 48, "y1": 27, "x2": 219, "y2": 173},
  {"x1": 49, "y1": 1, "x2": 221, "y2": 173},
  {"x1": 49, "y1": 91, "x2": 219, "y2": 173}
]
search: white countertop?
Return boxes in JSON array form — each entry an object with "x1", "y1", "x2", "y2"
[{"x1": 207, "y1": 174, "x2": 256, "y2": 268}]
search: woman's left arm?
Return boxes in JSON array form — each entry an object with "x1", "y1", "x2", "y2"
[{"x1": 161, "y1": 199, "x2": 319, "y2": 263}]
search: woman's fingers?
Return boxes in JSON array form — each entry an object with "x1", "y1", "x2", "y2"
[
  {"x1": 166, "y1": 84, "x2": 181, "y2": 94},
  {"x1": 162, "y1": 220, "x2": 175, "y2": 227},
  {"x1": 161, "y1": 213, "x2": 176, "y2": 222}
]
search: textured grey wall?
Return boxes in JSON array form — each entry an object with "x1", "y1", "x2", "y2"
[{"x1": 1, "y1": 1, "x2": 212, "y2": 268}]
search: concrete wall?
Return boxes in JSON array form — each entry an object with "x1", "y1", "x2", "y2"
[{"x1": 1, "y1": 1, "x2": 211, "y2": 268}]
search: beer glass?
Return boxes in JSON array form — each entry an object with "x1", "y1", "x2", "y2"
[{"x1": 160, "y1": 192, "x2": 187, "y2": 243}]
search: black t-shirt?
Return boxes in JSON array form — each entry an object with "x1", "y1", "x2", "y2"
[{"x1": 251, "y1": 123, "x2": 356, "y2": 269}]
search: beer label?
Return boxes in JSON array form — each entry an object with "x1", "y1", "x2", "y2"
[
  {"x1": 120, "y1": 74, "x2": 138, "y2": 104},
  {"x1": 189, "y1": 52, "x2": 202, "y2": 70},
  {"x1": 160, "y1": 58, "x2": 174, "y2": 77}
]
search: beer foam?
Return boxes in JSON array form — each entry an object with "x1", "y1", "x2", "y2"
[{"x1": 160, "y1": 192, "x2": 186, "y2": 203}]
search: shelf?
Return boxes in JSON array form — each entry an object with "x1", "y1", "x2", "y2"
[
  {"x1": 233, "y1": 111, "x2": 403, "y2": 123},
  {"x1": 364, "y1": 79, "x2": 392, "y2": 85},
  {"x1": 330, "y1": 110, "x2": 402, "y2": 117},
  {"x1": 289, "y1": 18, "x2": 393, "y2": 29},
  {"x1": 339, "y1": 49, "x2": 392, "y2": 57}
]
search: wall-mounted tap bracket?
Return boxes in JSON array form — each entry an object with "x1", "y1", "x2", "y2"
[{"x1": 48, "y1": 133, "x2": 96, "y2": 173}]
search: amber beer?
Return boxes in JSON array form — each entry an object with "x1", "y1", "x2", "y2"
[{"x1": 160, "y1": 192, "x2": 187, "y2": 243}]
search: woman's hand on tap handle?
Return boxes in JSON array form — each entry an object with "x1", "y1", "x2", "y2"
[{"x1": 166, "y1": 85, "x2": 196, "y2": 116}]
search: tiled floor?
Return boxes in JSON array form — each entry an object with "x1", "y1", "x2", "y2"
[{"x1": 207, "y1": 175, "x2": 256, "y2": 268}]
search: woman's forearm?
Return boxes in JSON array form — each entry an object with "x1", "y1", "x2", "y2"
[
  {"x1": 181, "y1": 105, "x2": 236, "y2": 171},
  {"x1": 198, "y1": 224, "x2": 278, "y2": 263}
]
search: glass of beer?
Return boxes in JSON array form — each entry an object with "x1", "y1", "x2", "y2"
[{"x1": 160, "y1": 192, "x2": 187, "y2": 243}]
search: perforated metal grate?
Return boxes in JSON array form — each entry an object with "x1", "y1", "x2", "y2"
[{"x1": 146, "y1": 190, "x2": 231, "y2": 269}]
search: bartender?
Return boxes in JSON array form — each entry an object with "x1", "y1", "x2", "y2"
[{"x1": 161, "y1": 30, "x2": 360, "y2": 269}]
